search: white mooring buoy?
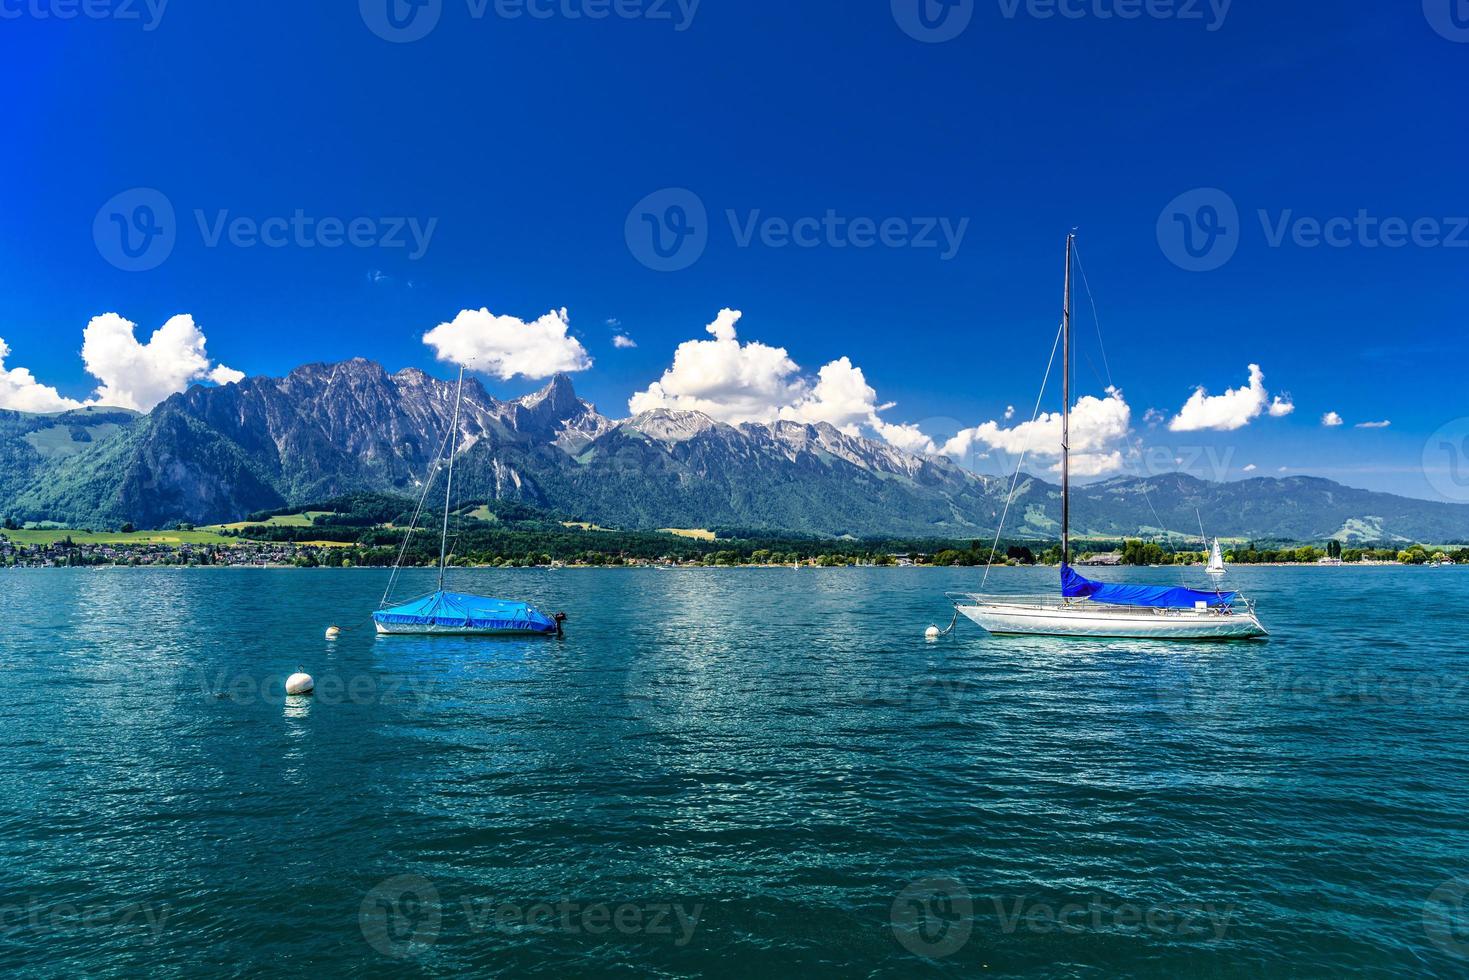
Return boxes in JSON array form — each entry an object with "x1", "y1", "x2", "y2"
[
  {"x1": 285, "y1": 672, "x2": 315, "y2": 696},
  {"x1": 325, "y1": 625, "x2": 341, "y2": 640},
  {"x1": 925, "y1": 625, "x2": 941, "y2": 641}
]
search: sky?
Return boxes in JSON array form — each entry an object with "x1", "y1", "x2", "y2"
[{"x1": 1, "y1": 2, "x2": 1466, "y2": 501}]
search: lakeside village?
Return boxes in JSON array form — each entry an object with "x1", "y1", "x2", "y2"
[{"x1": 2, "y1": 526, "x2": 1464, "y2": 570}]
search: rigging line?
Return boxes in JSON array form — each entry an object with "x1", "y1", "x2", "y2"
[
  {"x1": 980, "y1": 316, "x2": 1065, "y2": 591},
  {"x1": 1196, "y1": 507, "x2": 1225, "y2": 595},
  {"x1": 380, "y1": 420, "x2": 456, "y2": 607},
  {"x1": 438, "y1": 366, "x2": 466, "y2": 592},
  {"x1": 1071, "y1": 244, "x2": 1113, "y2": 388},
  {"x1": 1072, "y1": 241, "x2": 1169, "y2": 543}
]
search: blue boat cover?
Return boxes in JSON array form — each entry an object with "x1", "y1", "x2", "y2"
[
  {"x1": 373, "y1": 591, "x2": 559, "y2": 633},
  {"x1": 1061, "y1": 565, "x2": 1238, "y2": 609}
]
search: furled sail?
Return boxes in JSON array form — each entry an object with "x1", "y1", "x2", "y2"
[{"x1": 1062, "y1": 565, "x2": 1237, "y2": 609}]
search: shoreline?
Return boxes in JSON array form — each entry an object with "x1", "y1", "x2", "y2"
[{"x1": 1, "y1": 561, "x2": 1446, "y2": 571}]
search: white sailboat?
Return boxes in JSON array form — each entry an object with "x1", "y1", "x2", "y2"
[
  {"x1": 951, "y1": 234, "x2": 1267, "y2": 641},
  {"x1": 372, "y1": 367, "x2": 565, "y2": 637},
  {"x1": 1207, "y1": 539, "x2": 1226, "y2": 579}
]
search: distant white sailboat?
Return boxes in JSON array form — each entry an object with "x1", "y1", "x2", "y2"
[
  {"x1": 950, "y1": 234, "x2": 1267, "y2": 641},
  {"x1": 1207, "y1": 539, "x2": 1226, "y2": 579}
]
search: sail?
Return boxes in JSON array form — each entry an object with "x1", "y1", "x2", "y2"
[
  {"x1": 1208, "y1": 539, "x2": 1225, "y2": 574},
  {"x1": 1062, "y1": 565, "x2": 1237, "y2": 609}
]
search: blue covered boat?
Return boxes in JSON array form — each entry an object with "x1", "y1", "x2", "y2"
[
  {"x1": 370, "y1": 365, "x2": 565, "y2": 639},
  {"x1": 373, "y1": 591, "x2": 563, "y2": 636}
]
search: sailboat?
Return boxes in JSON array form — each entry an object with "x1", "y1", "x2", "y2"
[
  {"x1": 373, "y1": 367, "x2": 565, "y2": 637},
  {"x1": 1207, "y1": 539, "x2": 1226, "y2": 579},
  {"x1": 950, "y1": 234, "x2": 1267, "y2": 640}
]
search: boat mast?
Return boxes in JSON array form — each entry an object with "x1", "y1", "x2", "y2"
[
  {"x1": 438, "y1": 365, "x2": 465, "y2": 592},
  {"x1": 1062, "y1": 232, "x2": 1073, "y2": 568}
]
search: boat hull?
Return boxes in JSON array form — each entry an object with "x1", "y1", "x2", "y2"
[
  {"x1": 373, "y1": 621, "x2": 556, "y2": 637},
  {"x1": 955, "y1": 600, "x2": 1267, "y2": 640}
]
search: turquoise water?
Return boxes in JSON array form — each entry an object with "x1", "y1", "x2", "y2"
[{"x1": 2, "y1": 566, "x2": 1468, "y2": 976}]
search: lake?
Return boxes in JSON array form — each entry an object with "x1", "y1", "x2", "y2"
[{"x1": 2, "y1": 565, "x2": 1467, "y2": 976}]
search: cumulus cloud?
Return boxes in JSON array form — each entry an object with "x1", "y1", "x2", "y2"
[
  {"x1": 942, "y1": 387, "x2": 1132, "y2": 476},
  {"x1": 1356, "y1": 419, "x2": 1391, "y2": 429},
  {"x1": 1242, "y1": 463, "x2": 1258, "y2": 472},
  {"x1": 82, "y1": 313, "x2": 241, "y2": 412},
  {"x1": 1322, "y1": 411, "x2": 1344, "y2": 427},
  {"x1": 780, "y1": 357, "x2": 893, "y2": 430},
  {"x1": 0, "y1": 339, "x2": 84, "y2": 413},
  {"x1": 612, "y1": 334, "x2": 637, "y2": 349},
  {"x1": 1168, "y1": 364, "x2": 1292, "y2": 432},
  {"x1": 629, "y1": 310, "x2": 803, "y2": 424},
  {"x1": 628, "y1": 309, "x2": 933, "y2": 452},
  {"x1": 871, "y1": 418, "x2": 937, "y2": 455},
  {"x1": 1004, "y1": 405, "x2": 1015, "y2": 420},
  {"x1": 423, "y1": 307, "x2": 592, "y2": 381}
]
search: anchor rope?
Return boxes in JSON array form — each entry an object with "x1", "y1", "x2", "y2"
[{"x1": 935, "y1": 607, "x2": 961, "y2": 636}]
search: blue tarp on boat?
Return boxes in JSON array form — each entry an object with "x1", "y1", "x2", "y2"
[
  {"x1": 1062, "y1": 565, "x2": 1238, "y2": 609},
  {"x1": 373, "y1": 591, "x2": 560, "y2": 633}
]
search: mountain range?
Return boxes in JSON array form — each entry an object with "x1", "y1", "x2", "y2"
[{"x1": 2, "y1": 359, "x2": 1465, "y2": 543}]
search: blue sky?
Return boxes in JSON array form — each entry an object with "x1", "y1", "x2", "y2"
[{"x1": 1, "y1": 2, "x2": 1466, "y2": 499}]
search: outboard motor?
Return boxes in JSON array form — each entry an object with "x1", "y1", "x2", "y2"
[{"x1": 553, "y1": 612, "x2": 567, "y2": 637}]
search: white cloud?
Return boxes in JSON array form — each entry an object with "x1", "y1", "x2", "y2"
[
  {"x1": 1143, "y1": 407, "x2": 1165, "y2": 427},
  {"x1": 872, "y1": 418, "x2": 937, "y2": 455},
  {"x1": 1356, "y1": 419, "x2": 1391, "y2": 429},
  {"x1": 0, "y1": 338, "x2": 84, "y2": 413},
  {"x1": 1322, "y1": 411, "x2": 1344, "y2": 427},
  {"x1": 1268, "y1": 395, "x2": 1295, "y2": 417},
  {"x1": 629, "y1": 308, "x2": 933, "y2": 452},
  {"x1": 629, "y1": 310, "x2": 802, "y2": 424},
  {"x1": 780, "y1": 357, "x2": 892, "y2": 431},
  {"x1": 82, "y1": 313, "x2": 241, "y2": 412},
  {"x1": 942, "y1": 387, "x2": 1132, "y2": 476},
  {"x1": 1242, "y1": 463, "x2": 1258, "y2": 472},
  {"x1": 423, "y1": 307, "x2": 592, "y2": 381},
  {"x1": 612, "y1": 334, "x2": 637, "y2": 349},
  {"x1": 1003, "y1": 405, "x2": 1015, "y2": 420},
  {"x1": 1169, "y1": 364, "x2": 1290, "y2": 432}
]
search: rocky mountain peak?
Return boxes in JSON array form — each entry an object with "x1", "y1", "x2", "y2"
[
  {"x1": 516, "y1": 373, "x2": 585, "y2": 414},
  {"x1": 624, "y1": 409, "x2": 723, "y2": 444},
  {"x1": 288, "y1": 357, "x2": 386, "y2": 381}
]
